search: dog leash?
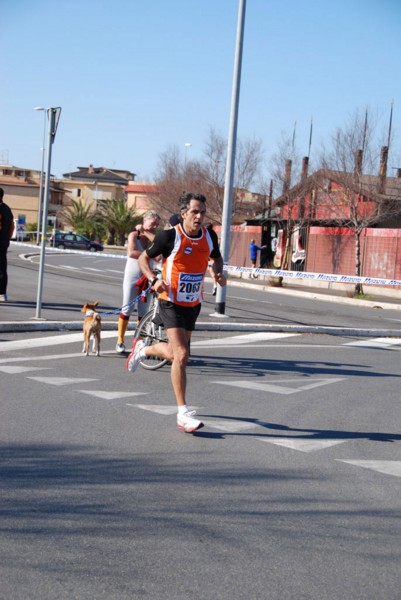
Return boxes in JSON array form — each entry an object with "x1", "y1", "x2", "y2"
[{"x1": 95, "y1": 286, "x2": 151, "y2": 317}]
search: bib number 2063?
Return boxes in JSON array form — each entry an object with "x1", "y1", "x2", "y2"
[{"x1": 177, "y1": 273, "x2": 203, "y2": 303}]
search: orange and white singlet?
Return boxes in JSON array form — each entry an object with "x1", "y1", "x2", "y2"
[{"x1": 159, "y1": 224, "x2": 214, "y2": 307}]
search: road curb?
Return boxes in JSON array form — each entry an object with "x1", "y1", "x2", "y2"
[{"x1": 1, "y1": 319, "x2": 401, "y2": 338}]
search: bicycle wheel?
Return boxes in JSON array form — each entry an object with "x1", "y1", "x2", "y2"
[{"x1": 135, "y1": 310, "x2": 169, "y2": 371}]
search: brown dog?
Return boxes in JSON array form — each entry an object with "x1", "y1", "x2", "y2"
[{"x1": 81, "y1": 301, "x2": 101, "y2": 356}]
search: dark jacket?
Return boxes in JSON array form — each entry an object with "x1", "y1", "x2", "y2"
[{"x1": 0, "y1": 202, "x2": 14, "y2": 248}]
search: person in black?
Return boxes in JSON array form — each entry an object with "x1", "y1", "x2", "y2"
[{"x1": 0, "y1": 188, "x2": 14, "y2": 302}]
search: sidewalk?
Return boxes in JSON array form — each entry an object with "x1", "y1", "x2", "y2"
[{"x1": 1, "y1": 274, "x2": 400, "y2": 334}]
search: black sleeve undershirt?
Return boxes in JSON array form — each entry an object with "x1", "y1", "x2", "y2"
[{"x1": 146, "y1": 227, "x2": 222, "y2": 260}]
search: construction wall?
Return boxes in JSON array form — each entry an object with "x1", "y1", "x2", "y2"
[
  {"x1": 306, "y1": 226, "x2": 401, "y2": 286},
  {"x1": 214, "y1": 225, "x2": 263, "y2": 269}
]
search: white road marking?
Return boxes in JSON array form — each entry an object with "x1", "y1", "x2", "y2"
[
  {"x1": 132, "y1": 404, "x2": 181, "y2": 415},
  {"x1": 27, "y1": 376, "x2": 97, "y2": 386},
  {"x1": 344, "y1": 337, "x2": 401, "y2": 348},
  {"x1": 205, "y1": 419, "x2": 262, "y2": 432},
  {"x1": 0, "y1": 353, "x2": 83, "y2": 364},
  {"x1": 258, "y1": 438, "x2": 347, "y2": 452},
  {"x1": 0, "y1": 331, "x2": 118, "y2": 352},
  {"x1": 84, "y1": 267, "x2": 103, "y2": 272},
  {"x1": 191, "y1": 332, "x2": 299, "y2": 347},
  {"x1": 0, "y1": 366, "x2": 50, "y2": 374},
  {"x1": 337, "y1": 460, "x2": 401, "y2": 477},
  {"x1": 213, "y1": 377, "x2": 345, "y2": 395},
  {"x1": 78, "y1": 390, "x2": 148, "y2": 400},
  {"x1": 59, "y1": 265, "x2": 80, "y2": 270}
]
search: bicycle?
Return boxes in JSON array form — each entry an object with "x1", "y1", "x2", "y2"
[{"x1": 134, "y1": 283, "x2": 169, "y2": 371}]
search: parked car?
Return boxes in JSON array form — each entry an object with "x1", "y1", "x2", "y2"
[{"x1": 49, "y1": 232, "x2": 103, "y2": 252}]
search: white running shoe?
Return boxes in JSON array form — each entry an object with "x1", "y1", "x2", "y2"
[
  {"x1": 126, "y1": 338, "x2": 146, "y2": 372},
  {"x1": 116, "y1": 342, "x2": 126, "y2": 353},
  {"x1": 177, "y1": 410, "x2": 204, "y2": 433}
]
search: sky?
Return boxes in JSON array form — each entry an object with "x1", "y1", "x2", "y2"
[{"x1": 1, "y1": 0, "x2": 401, "y2": 187}]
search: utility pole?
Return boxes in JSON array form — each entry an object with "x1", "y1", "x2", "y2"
[
  {"x1": 214, "y1": 0, "x2": 246, "y2": 316},
  {"x1": 35, "y1": 107, "x2": 62, "y2": 319}
]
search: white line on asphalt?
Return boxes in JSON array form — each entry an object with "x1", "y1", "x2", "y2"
[
  {"x1": 0, "y1": 353, "x2": 81, "y2": 363},
  {"x1": 59, "y1": 265, "x2": 80, "y2": 270},
  {"x1": 78, "y1": 391, "x2": 148, "y2": 400},
  {"x1": 0, "y1": 331, "x2": 119, "y2": 352},
  {"x1": 224, "y1": 295, "x2": 273, "y2": 305},
  {"x1": 258, "y1": 438, "x2": 347, "y2": 452},
  {"x1": 191, "y1": 332, "x2": 299, "y2": 346},
  {"x1": 0, "y1": 365, "x2": 51, "y2": 373},
  {"x1": 337, "y1": 460, "x2": 401, "y2": 478},
  {"x1": 27, "y1": 376, "x2": 98, "y2": 386},
  {"x1": 212, "y1": 377, "x2": 345, "y2": 395},
  {"x1": 344, "y1": 337, "x2": 401, "y2": 348}
]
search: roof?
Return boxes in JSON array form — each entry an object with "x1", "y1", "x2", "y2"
[
  {"x1": 62, "y1": 165, "x2": 136, "y2": 184},
  {"x1": 125, "y1": 183, "x2": 159, "y2": 194},
  {"x1": 274, "y1": 169, "x2": 401, "y2": 206}
]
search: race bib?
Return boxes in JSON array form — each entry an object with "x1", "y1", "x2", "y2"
[{"x1": 177, "y1": 273, "x2": 203, "y2": 303}]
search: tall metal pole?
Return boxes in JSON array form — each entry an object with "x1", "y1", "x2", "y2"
[
  {"x1": 34, "y1": 107, "x2": 47, "y2": 245},
  {"x1": 35, "y1": 107, "x2": 61, "y2": 319},
  {"x1": 214, "y1": 0, "x2": 246, "y2": 315}
]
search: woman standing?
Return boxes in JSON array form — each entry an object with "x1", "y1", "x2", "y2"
[{"x1": 116, "y1": 210, "x2": 160, "y2": 353}]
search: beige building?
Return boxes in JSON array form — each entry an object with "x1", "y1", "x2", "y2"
[
  {"x1": 0, "y1": 163, "x2": 139, "y2": 229},
  {"x1": 125, "y1": 182, "x2": 160, "y2": 216},
  {"x1": 0, "y1": 164, "x2": 63, "y2": 226},
  {"x1": 60, "y1": 165, "x2": 136, "y2": 212}
]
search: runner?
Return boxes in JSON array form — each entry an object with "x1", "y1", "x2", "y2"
[{"x1": 126, "y1": 192, "x2": 226, "y2": 433}]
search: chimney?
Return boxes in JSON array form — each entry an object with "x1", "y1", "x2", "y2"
[
  {"x1": 354, "y1": 149, "x2": 363, "y2": 177},
  {"x1": 301, "y1": 156, "x2": 309, "y2": 182},
  {"x1": 396, "y1": 168, "x2": 401, "y2": 178},
  {"x1": 377, "y1": 146, "x2": 388, "y2": 194},
  {"x1": 88, "y1": 164, "x2": 94, "y2": 174},
  {"x1": 283, "y1": 159, "x2": 292, "y2": 195}
]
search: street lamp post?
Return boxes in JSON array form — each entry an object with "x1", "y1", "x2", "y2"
[
  {"x1": 35, "y1": 106, "x2": 62, "y2": 319},
  {"x1": 184, "y1": 142, "x2": 192, "y2": 168},
  {"x1": 214, "y1": 0, "x2": 246, "y2": 316},
  {"x1": 34, "y1": 107, "x2": 47, "y2": 245}
]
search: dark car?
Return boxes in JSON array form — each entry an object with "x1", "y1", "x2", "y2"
[{"x1": 49, "y1": 232, "x2": 103, "y2": 252}]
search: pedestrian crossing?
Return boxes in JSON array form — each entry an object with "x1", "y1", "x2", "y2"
[{"x1": 1, "y1": 332, "x2": 400, "y2": 479}]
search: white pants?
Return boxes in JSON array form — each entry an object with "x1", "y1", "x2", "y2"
[{"x1": 121, "y1": 258, "x2": 148, "y2": 318}]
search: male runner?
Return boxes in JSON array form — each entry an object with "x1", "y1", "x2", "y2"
[{"x1": 126, "y1": 192, "x2": 226, "y2": 433}]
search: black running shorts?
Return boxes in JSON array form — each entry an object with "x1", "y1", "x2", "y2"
[{"x1": 158, "y1": 300, "x2": 201, "y2": 331}]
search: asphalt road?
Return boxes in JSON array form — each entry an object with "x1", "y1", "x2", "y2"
[{"x1": 1, "y1": 246, "x2": 401, "y2": 599}]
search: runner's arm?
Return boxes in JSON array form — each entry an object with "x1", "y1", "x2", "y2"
[
  {"x1": 208, "y1": 229, "x2": 227, "y2": 287},
  {"x1": 138, "y1": 229, "x2": 175, "y2": 293}
]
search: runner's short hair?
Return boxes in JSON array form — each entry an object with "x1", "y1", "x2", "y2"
[{"x1": 178, "y1": 192, "x2": 207, "y2": 212}]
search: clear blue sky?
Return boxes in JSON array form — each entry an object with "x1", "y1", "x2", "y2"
[{"x1": 1, "y1": 0, "x2": 401, "y2": 185}]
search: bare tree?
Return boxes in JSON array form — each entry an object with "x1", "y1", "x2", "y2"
[
  {"x1": 200, "y1": 127, "x2": 226, "y2": 220},
  {"x1": 153, "y1": 128, "x2": 265, "y2": 224}
]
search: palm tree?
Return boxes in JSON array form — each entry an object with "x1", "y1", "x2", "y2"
[
  {"x1": 58, "y1": 199, "x2": 99, "y2": 238},
  {"x1": 97, "y1": 199, "x2": 140, "y2": 246}
]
